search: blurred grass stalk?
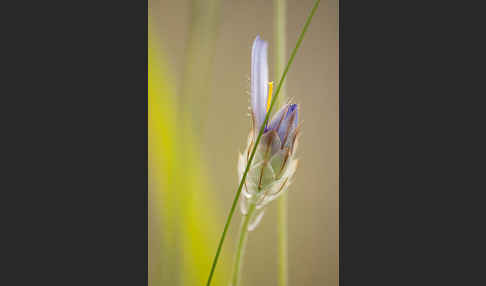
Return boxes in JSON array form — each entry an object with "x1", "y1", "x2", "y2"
[
  {"x1": 148, "y1": 0, "x2": 228, "y2": 283},
  {"x1": 148, "y1": 22, "x2": 178, "y2": 285},
  {"x1": 274, "y1": 0, "x2": 288, "y2": 286},
  {"x1": 176, "y1": 1, "x2": 224, "y2": 283},
  {"x1": 180, "y1": 0, "x2": 221, "y2": 135}
]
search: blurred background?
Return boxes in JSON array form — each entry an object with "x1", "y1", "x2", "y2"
[{"x1": 149, "y1": 0, "x2": 338, "y2": 285}]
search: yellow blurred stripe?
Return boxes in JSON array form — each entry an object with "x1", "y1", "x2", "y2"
[{"x1": 149, "y1": 23, "x2": 229, "y2": 286}]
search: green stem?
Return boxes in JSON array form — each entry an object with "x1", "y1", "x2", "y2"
[
  {"x1": 278, "y1": 196, "x2": 288, "y2": 286},
  {"x1": 205, "y1": 1, "x2": 320, "y2": 285},
  {"x1": 274, "y1": 0, "x2": 287, "y2": 110},
  {"x1": 230, "y1": 201, "x2": 257, "y2": 286},
  {"x1": 275, "y1": 0, "x2": 288, "y2": 285},
  {"x1": 180, "y1": 0, "x2": 221, "y2": 135}
]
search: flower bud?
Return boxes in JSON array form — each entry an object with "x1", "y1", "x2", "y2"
[
  {"x1": 238, "y1": 35, "x2": 300, "y2": 231},
  {"x1": 238, "y1": 104, "x2": 300, "y2": 230}
]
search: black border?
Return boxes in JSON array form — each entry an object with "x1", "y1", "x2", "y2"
[
  {"x1": 340, "y1": 1, "x2": 484, "y2": 285},
  {"x1": 6, "y1": 0, "x2": 149, "y2": 284}
]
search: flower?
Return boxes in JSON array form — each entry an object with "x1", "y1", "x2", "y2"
[
  {"x1": 238, "y1": 36, "x2": 300, "y2": 231},
  {"x1": 250, "y1": 35, "x2": 299, "y2": 156}
]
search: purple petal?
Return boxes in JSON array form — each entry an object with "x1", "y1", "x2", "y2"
[
  {"x1": 251, "y1": 35, "x2": 269, "y2": 129},
  {"x1": 276, "y1": 104, "x2": 298, "y2": 147},
  {"x1": 266, "y1": 104, "x2": 290, "y2": 132}
]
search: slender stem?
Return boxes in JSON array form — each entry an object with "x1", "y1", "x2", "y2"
[
  {"x1": 179, "y1": 0, "x2": 221, "y2": 135},
  {"x1": 274, "y1": 0, "x2": 288, "y2": 285},
  {"x1": 230, "y1": 202, "x2": 257, "y2": 286},
  {"x1": 274, "y1": 0, "x2": 287, "y2": 110},
  {"x1": 277, "y1": 194, "x2": 288, "y2": 286},
  {"x1": 178, "y1": 1, "x2": 221, "y2": 281},
  {"x1": 205, "y1": 1, "x2": 320, "y2": 285}
]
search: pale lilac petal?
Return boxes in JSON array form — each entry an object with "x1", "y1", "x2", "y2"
[
  {"x1": 276, "y1": 104, "x2": 298, "y2": 147},
  {"x1": 251, "y1": 35, "x2": 269, "y2": 128},
  {"x1": 266, "y1": 104, "x2": 290, "y2": 132}
]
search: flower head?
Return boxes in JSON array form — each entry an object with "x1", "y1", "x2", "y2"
[
  {"x1": 239, "y1": 36, "x2": 301, "y2": 231},
  {"x1": 250, "y1": 36, "x2": 299, "y2": 156}
]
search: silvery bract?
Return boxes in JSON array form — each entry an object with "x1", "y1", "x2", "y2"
[{"x1": 238, "y1": 36, "x2": 300, "y2": 231}]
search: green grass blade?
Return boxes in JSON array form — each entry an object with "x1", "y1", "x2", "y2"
[{"x1": 205, "y1": 1, "x2": 321, "y2": 285}]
